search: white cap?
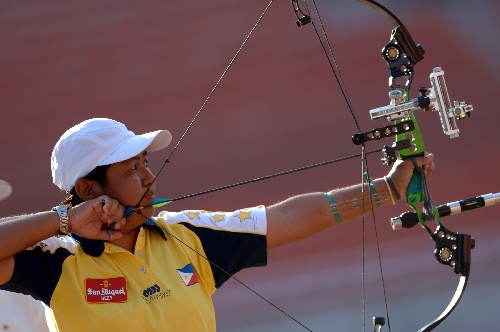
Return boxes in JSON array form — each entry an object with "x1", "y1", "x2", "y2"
[
  {"x1": 0, "y1": 179, "x2": 12, "y2": 202},
  {"x1": 51, "y1": 118, "x2": 172, "y2": 191}
]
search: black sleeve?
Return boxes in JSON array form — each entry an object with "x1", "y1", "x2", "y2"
[
  {"x1": 180, "y1": 223, "x2": 267, "y2": 288},
  {"x1": 0, "y1": 246, "x2": 72, "y2": 306}
]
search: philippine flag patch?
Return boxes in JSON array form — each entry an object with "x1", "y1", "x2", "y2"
[{"x1": 176, "y1": 263, "x2": 199, "y2": 286}]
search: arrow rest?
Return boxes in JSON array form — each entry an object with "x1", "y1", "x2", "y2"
[{"x1": 381, "y1": 140, "x2": 411, "y2": 165}]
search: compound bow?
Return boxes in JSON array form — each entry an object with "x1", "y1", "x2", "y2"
[{"x1": 294, "y1": 0, "x2": 476, "y2": 331}]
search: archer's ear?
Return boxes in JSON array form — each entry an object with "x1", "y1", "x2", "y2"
[{"x1": 74, "y1": 178, "x2": 103, "y2": 201}]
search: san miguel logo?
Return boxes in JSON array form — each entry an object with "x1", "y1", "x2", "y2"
[{"x1": 85, "y1": 277, "x2": 128, "y2": 303}]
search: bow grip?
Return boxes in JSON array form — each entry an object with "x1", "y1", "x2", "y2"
[{"x1": 406, "y1": 169, "x2": 425, "y2": 206}]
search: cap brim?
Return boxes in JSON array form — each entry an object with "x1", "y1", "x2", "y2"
[
  {"x1": 0, "y1": 179, "x2": 12, "y2": 201},
  {"x1": 100, "y1": 130, "x2": 172, "y2": 165}
]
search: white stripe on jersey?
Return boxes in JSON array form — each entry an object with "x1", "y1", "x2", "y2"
[
  {"x1": 27, "y1": 236, "x2": 78, "y2": 254},
  {"x1": 156, "y1": 205, "x2": 267, "y2": 235}
]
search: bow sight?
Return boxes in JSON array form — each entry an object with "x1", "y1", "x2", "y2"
[{"x1": 352, "y1": 67, "x2": 473, "y2": 164}]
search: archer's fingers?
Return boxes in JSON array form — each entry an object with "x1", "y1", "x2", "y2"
[
  {"x1": 416, "y1": 153, "x2": 435, "y2": 179},
  {"x1": 112, "y1": 218, "x2": 127, "y2": 230},
  {"x1": 99, "y1": 196, "x2": 125, "y2": 223},
  {"x1": 415, "y1": 153, "x2": 434, "y2": 167}
]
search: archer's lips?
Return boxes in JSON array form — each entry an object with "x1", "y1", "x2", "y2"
[
  {"x1": 140, "y1": 190, "x2": 155, "y2": 205},
  {"x1": 145, "y1": 190, "x2": 155, "y2": 200}
]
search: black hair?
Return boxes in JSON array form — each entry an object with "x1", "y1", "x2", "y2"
[{"x1": 62, "y1": 164, "x2": 111, "y2": 207}]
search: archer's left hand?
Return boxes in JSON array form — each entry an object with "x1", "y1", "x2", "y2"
[{"x1": 387, "y1": 153, "x2": 435, "y2": 200}]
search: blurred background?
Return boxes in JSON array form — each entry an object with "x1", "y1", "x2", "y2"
[{"x1": 1, "y1": 0, "x2": 499, "y2": 331}]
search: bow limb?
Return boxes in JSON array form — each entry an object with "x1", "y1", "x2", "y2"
[
  {"x1": 418, "y1": 275, "x2": 469, "y2": 332},
  {"x1": 419, "y1": 225, "x2": 473, "y2": 331},
  {"x1": 355, "y1": 0, "x2": 424, "y2": 96}
]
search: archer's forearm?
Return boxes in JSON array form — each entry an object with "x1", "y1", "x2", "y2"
[
  {"x1": 327, "y1": 178, "x2": 394, "y2": 221},
  {"x1": 0, "y1": 211, "x2": 60, "y2": 260},
  {"x1": 266, "y1": 177, "x2": 396, "y2": 249}
]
